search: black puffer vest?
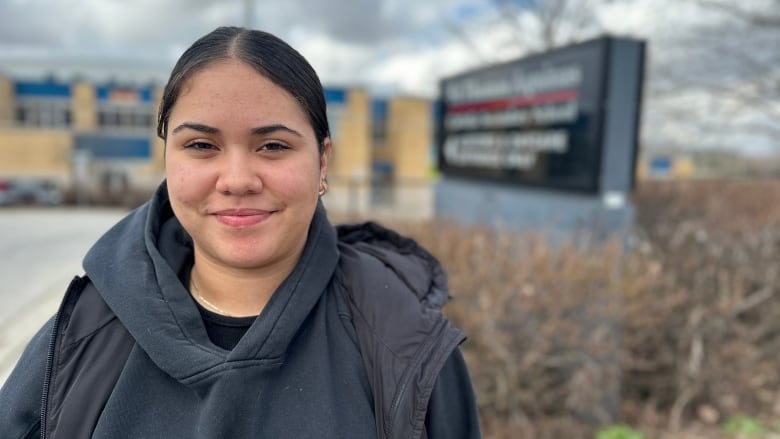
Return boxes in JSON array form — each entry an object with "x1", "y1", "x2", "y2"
[{"x1": 40, "y1": 222, "x2": 463, "y2": 439}]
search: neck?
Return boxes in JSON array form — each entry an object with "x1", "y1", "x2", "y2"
[{"x1": 189, "y1": 251, "x2": 300, "y2": 318}]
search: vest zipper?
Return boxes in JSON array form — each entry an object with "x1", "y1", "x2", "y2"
[
  {"x1": 387, "y1": 324, "x2": 466, "y2": 439},
  {"x1": 40, "y1": 276, "x2": 86, "y2": 439}
]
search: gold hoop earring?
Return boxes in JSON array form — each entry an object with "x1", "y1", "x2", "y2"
[{"x1": 318, "y1": 178, "x2": 328, "y2": 197}]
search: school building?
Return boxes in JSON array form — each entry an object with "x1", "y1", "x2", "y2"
[{"x1": 0, "y1": 74, "x2": 436, "y2": 218}]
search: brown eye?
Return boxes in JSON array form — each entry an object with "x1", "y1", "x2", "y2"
[
  {"x1": 260, "y1": 142, "x2": 290, "y2": 152},
  {"x1": 185, "y1": 142, "x2": 217, "y2": 151}
]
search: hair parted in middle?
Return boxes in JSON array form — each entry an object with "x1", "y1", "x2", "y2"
[{"x1": 157, "y1": 26, "x2": 331, "y2": 154}]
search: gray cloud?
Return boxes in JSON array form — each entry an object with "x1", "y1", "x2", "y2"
[
  {"x1": 249, "y1": 0, "x2": 456, "y2": 44},
  {"x1": 0, "y1": 1, "x2": 79, "y2": 47},
  {"x1": 0, "y1": 0, "x2": 464, "y2": 88},
  {"x1": 0, "y1": 0, "x2": 457, "y2": 61}
]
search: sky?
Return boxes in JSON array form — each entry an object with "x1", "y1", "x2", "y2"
[
  {"x1": 0, "y1": 0, "x2": 777, "y2": 155},
  {"x1": 0, "y1": 0, "x2": 654, "y2": 96}
]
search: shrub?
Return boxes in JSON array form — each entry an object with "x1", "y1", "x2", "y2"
[
  {"x1": 345, "y1": 178, "x2": 780, "y2": 438},
  {"x1": 722, "y1": 415, "x2": 766, "y2": 437},
  {"x1": 596, "y1": 425, "x2": 646, "y2": 439}
]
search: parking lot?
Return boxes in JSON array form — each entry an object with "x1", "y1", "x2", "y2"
[{"x1": 0, "y1": 207, "x2": 127, "y2": 384}]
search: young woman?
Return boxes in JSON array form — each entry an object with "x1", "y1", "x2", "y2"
[{"x1": 0, "y1": 27, "x2": 481, "y2": 439}]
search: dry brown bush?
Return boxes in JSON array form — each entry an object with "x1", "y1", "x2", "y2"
[
  {"x1": 335, "y1": 178, "x2": 780, "y2": 438},
  {"x1": 625, "y1": 180, "x2": 780, "y2": 434}
]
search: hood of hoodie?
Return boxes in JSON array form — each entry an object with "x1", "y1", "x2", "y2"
[
  {"x1": 336, "y1": 221, "x2": 451, "y2": 311},
  {"x1": 83, "y1": 182, "x2": 452, "y2": 387},
  {"x1": 83, "y1": 182, "x2": 339, "y2": 385}
]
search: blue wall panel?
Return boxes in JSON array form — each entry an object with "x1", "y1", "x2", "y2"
[
  {"x1": 75, "y1": 134, "x2": 151, "y2": 159},
  {"x1": 15, "y1": 81, "x2": 71, "y2": 98}
]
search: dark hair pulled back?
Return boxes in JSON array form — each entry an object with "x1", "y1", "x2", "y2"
[{"x1": 157, "y1": 26, "x2": 330, "y2": 153}]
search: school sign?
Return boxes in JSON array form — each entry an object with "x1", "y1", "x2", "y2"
[{"x1": 438, "y1": 36, "x2": 645, "y2": 194}]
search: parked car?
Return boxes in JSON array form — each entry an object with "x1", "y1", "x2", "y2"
[{"x1": 0, "y1": 179, "x2": 64, "y2": 206}]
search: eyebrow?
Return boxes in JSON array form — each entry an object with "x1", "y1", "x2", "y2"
[
  {"x1": 252, "y1": 124, "x2": 303, "y2": 137},
  {"x1": 171, "y1": 122, "x2": 303, "y2": 137}
]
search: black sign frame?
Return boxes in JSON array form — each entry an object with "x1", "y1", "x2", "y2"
[{"x1": 437, "y1": 36, "x2": 645, "y2": 194}]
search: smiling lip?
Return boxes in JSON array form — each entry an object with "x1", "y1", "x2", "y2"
[{"x1": 213, "y1": 209, "x2": 274, "y2": 227}]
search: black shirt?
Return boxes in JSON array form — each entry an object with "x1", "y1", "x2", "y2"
[{"x1": 194, "y1": 301, "x2": 256, "y2": 350}]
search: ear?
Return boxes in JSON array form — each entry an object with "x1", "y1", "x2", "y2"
[{"x1": 320, "y1": 137, "x2": 331, "y2": 179}]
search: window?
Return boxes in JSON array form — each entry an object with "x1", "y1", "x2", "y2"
[
  {"x1": 15, "y1": 98, "x2": 72, "y2": 128},
  {"x1": 371, "y1": 100, "x2": 388, "y2": 148},
  {"x1": 97, "y1": 103, "x2": 155, "y2": 132}
]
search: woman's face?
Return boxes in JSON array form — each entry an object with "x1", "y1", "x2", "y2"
[{"x1": 165, "y1": 60, "x2": 329, "y2": 272}]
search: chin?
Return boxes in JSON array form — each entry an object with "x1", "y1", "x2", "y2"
[{"x1": 220, "y1": 253, "x2": 276, "y2": 270}]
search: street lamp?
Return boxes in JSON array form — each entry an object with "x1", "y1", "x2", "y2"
[{"x1": 243, "y1": 0, "x2": 254, "y2": 28}]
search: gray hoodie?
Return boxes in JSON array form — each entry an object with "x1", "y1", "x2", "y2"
[{"x1": 0, "y1": 183, "x2": 479, "y2": 438}]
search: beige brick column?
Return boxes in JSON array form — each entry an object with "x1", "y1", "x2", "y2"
[
  {"x1": 71, "y1": 83, "x2": 96, "y2": 131},
  {"x1": 325, "y1": 88, "x2": 372, "y2": 216},
  {"x1": 384, "y1": 97, "x2": 434, "y2": 219},
  {"x1": 0, "y1": 76, "x2": 15, "y2": 126},
  {"x1": 387, "y1": 97, "x2": 432, "y2": 181}
]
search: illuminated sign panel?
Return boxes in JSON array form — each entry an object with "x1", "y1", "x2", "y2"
[{"x1": 438, "y1": 36, "x2": 645, "y2": 193}]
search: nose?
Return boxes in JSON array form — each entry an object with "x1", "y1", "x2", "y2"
[{"x1": 215, "y1": 149, "x2": 263, "y2": 195}]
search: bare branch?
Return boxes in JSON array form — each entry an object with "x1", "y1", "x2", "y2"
[
  {"x1": 697, "y1": 0, "x2": 780, "y2": 27},
  {"x1": 441, "y1": 15, "x2": 496, "y2": 64}
]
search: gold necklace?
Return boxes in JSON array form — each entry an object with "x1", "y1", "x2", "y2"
[{"x1": 190, "y1": 276, "x2": 233, "y2": 317}]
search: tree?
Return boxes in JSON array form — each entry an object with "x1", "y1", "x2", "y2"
[
  {"x1": 440, "y1": 0, "x2": 607, "y2": 64},
  {"x1": 445, "y1": 0, "x2": 780, "y2": 154},
  {"x1": 644, "y1": 0, "x2": 780, "y2": 152},
  {"x1": 492, "y1": 0, "x2": 604, "y2": 51}
]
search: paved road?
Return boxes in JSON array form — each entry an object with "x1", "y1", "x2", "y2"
[{"x1": 0, "y1": 207, "x2": 127, "y2": 385}]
